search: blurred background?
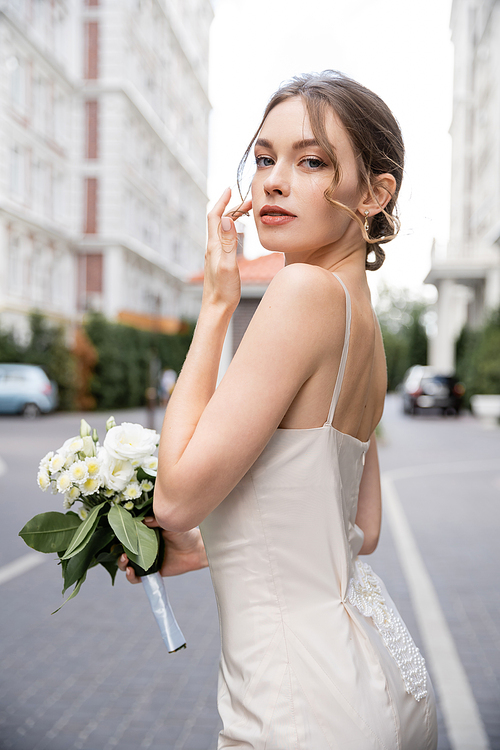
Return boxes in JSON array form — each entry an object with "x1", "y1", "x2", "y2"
[{"x1": 0, "y1": 1, "x2": 499, "y2": 749}]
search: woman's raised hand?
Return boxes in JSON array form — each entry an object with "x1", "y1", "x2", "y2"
[
  {"x1": 203, "y1": 188, "x2": 252, "y2": 314},
  {"x1": 117, "y1": 518, "x2": 209, "y2": 583}
]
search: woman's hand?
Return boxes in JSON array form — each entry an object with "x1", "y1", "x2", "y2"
[
  {"x1": 117, "y1": 517, "x2": 209, "y2": 583},
  {"x1": 203, "y1": 188, "x2": 252, "y2": 314}
]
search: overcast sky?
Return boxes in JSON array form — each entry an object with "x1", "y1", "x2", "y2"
[{"x1": 207, "y1": 0, "x2": 454, "y2": 300}]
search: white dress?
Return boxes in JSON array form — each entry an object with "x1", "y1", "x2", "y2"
[{"x1": 200, "y1": 273, "x2": 438, "y2": 749}]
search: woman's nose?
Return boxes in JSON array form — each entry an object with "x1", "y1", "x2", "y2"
[{"x1": 263, "y1": 164, "x2": 291, "y2": 197}]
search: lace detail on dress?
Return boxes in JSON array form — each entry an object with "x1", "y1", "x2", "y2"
[{"x1": 347, "y1": 559, "x2": 428, "y2": 702}]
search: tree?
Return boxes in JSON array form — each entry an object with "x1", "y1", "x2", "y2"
[{"x1": 376, "y1": 284, "x2": 428, "y2": 391}]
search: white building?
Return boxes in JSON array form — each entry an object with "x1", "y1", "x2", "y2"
[
  {"x1": 426, "y1": 0, "x2": 500, "y2": 370},
  {"x1": 0, "y1": 0, "x2": 212, "y2": 342}
]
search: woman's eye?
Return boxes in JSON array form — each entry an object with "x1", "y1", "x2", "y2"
[
  {"x1": 301, "y1": 157, "x2": 326, "y2": 169},
  {"x1": 255, "y1": 156, "x2": 274, "y2": 168}
]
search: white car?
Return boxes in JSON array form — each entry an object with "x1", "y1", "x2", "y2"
[{"x1": 0, "y1": 364, "x2": 59, "y2": 417}]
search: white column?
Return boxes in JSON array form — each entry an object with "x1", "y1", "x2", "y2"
[
  {"x1": 484, "y1": 267, "x2": 500, "y2": 313},
  {"x1": 430, "y1": 279, "x2": 467, "y2": 371}
]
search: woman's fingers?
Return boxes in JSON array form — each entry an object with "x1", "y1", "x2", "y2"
[
  {"x1": 125, "y1": 566, "x2": 141, "y2": 584},
  {"x1": 225, "y1": 197, "x2": 252, "y2": 219},
  {"x1": 118, "y1": 553, "x2": 141, "y2": 583}
]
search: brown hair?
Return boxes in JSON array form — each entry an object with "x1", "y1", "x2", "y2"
[{"x1": 238, "y1": 71, "x2": 404, "y2": 271}]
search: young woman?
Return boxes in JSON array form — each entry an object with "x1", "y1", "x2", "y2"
[{"x1": 119, "y1": 71, "x2": 438, "y2": 749}]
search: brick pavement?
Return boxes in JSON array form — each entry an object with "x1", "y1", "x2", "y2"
[{"x1": 1, "y1": 401, "x2": 499, "y2": 748}]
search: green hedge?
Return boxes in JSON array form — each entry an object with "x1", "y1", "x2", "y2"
[
  {"x1": 84, "y1": 313, "x2": 194, "y2": 410},
  {"x1": 456, "y1": 306, "x2": 500, "y2": 404},
  {"x1": 376, "y1": 286, "x2": 428, "y2": 392},
  {"x1": 0, "y1": 311, "x2": 75, "y2": 410}
]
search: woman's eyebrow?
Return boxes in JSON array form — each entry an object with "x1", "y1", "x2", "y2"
[
  {"x1": 255, "y1": 137, "x2": 321, "y2": 150},
  {"x1": 292, "y1": 138, "x2": 320, "y2": 150}
]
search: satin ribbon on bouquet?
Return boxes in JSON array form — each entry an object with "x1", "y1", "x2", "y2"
[{"x1": 142, "y1": 572, "x2": 186, "y2": 652}]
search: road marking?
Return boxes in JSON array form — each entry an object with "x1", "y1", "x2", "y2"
[
  {"x1": 382, "y1": 472, "x2": 491, "y2": 750},
  {"x1": 0, "y1": 552, "x2": 47, "y2": 586}
]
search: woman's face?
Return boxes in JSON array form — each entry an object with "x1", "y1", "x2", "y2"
[{"x1": 251, "y1": 96, "x2": 363, "y2": 259}]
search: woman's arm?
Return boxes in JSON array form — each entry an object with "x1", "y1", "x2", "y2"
[
  {"x1": 153, "y1": 195, "x2": 346, "y2": 532},
  {"x1": 355, "y1": 435, "x2": 382, "y2": 554}
]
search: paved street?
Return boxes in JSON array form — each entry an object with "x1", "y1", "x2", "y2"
[{"x1": 0, "y1": 396, "x2": 499, "y2": 749}]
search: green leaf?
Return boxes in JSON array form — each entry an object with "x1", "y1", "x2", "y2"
[
  {"x1": 108, "y1": 505, "x2": 138, "y2": 554},
  {"x1": 51, "y1": 571, "x2": 87, "y2": 614},
  {"x1": 19, "y1": 511, "x2": 81, "y2": 553},
  {"x1": 61, "y1": 503, "x2": 106, "y2": 560},
  {"x1": 99, "y1": 560, "x2": 118, "y2": 585},
  {"x1": 62, "y1": 527, "x2": 114, "y2": 593},
  {"x1": 129, "y1": 519, "x2": 158, "y2": 571}
]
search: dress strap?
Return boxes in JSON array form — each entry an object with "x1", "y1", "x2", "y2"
[{"x1": 325, "y1": 273, "x2": 351, "y2": 426}]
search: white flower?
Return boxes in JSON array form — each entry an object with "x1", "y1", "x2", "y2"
[
  {"x1": 81, "y1": 476, "x2": 101, "y2": 496},
  {"x1": 60, "y1": 436, "x2": 84, "y2": 456},
  {"x1": 49, "y1": 453, "x2": 65, "y2": 474},
  {"x1": 37, "y1": 469, "x2": 50, "y2": 491},
  {"x1": 39, "y1": 451, "x2": 54, "y2": 470},
  {"x1": 103, "y1": 488, "x2": 115, "y2": 498},
  {"x1": 56, "y1": 472, "x2": 72, "y2": 494},
  {"x1": 80, "y1": 418, "x2": 92, "y2": 437},
  {"x1": 62, "y1": 496, "x2": 73, "y2": 510},
  {"x1": 140, "y1": 479, "x2": 153, "y2": 492},
  {"x1": 63, "y1": 453, "x2": 76, "y2": 469},
  {"x1": 81, "y1": 436, "x2": 96, "y2": 457},
  {"x1": 122, "y1": 482, "x2": 142, "y2": 501},
  {"x1": 106, "y1": 416, "x2": 116, "y2": 431},
  {"x1": 68, "y1": 461, "x2": 89, "y2": 485},
  {"x1": 78, "y1": 507, "x2": 88, "y2": 520},
  {"x1": 85, "y1": 456, "x2": 100, "y2": 478},
  {"x1": 123, "y1": 501, "x2": 134, "y2": 510},
  {"x1": 66, "y1": 486, "x2": 81, "y2": 502},
  {"x1": 98, "y1": 447, "x2": 135, "y2": 492},
  {"x1": 141, "y1": 456, "x2": 158, "y2": 476},
  {"x1": 103, "y1": 422, "x2": 159, "y2": 462}
]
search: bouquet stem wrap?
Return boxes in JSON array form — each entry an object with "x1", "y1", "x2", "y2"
[{"x1": 142, "y1": 572, "x2": 186, "y2": 652}]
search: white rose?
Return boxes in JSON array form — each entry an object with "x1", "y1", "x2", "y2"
[
  {"x1": 98, "y1": 447, "x2": 135, "y2": 492},
  {"x1": 103, "y1": 422, "x2": 159, "y2": 462}
]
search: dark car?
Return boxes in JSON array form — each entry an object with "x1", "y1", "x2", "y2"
[
  {"x1": 401, "y1": 366, "x2": 465, "y2": 415},
  {"x1": 0, "y1": 364, "x2": 58, "y2": 417}
]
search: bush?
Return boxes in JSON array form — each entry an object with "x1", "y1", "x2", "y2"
[
  {"x1": 376, "y1": 286, "x2": 428, "y2": 391},
  {"x1": 84, "y1": 313, "x2": 194, "y2": 410},
  {"x1": 456, "y1": 307, "x2": 500, "y2": 403},
  {"x1": 0, "y1": 311, "x2": 76, "y2": 410}
]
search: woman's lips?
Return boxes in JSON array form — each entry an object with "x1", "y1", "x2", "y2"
[
  {"x1": 259, "y1": 207, "x2": 297, "y2": 226},
  {"x1": 260, "y1": 214, "x2": 296, "y2": 226}
]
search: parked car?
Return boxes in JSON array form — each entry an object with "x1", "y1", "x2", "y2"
[
  {"x1": 0, "y1": 364, "x2": 58, "y2": 417},
  {"x1": 401, "y1": 366, "x2": 465, "y2": 415}
]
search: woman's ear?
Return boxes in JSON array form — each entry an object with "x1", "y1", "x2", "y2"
[{"x1": 358, "y1": 173, "x2": 397, "y2": 216}]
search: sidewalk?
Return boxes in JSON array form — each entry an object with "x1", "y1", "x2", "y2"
[{"x1": 1, "y1": 399, "x2": 498, "y2": 749}]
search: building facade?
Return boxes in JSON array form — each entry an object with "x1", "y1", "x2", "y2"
[
  {"x1": 0, "y1": 0, "x2": 212, "y2": 342},
  {"x1": 426, "y1": 0, "x2": 500, "y2": 370}
]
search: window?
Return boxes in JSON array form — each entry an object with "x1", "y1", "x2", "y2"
[
  {"x1": 8, "y1": 237, "x2": 22, "y2": 293},
  {"x1": 9, "y1": 57, "x2": 25, "y2": 110},
  {"x1": 9, "y1": 146, "x2": 25, "y2": 199}
]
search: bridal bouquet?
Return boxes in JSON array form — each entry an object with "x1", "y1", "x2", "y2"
[{"x1": 19, "y1": 417, "x2": 186, "y2": 652}]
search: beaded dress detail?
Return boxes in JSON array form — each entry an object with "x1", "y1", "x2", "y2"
[
  {"x1": 201, "y1": 273, "x2": 437, "y2": 749},
  {"x1": 347, "y1": 559, "x2": 428, "y2": 702}
]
